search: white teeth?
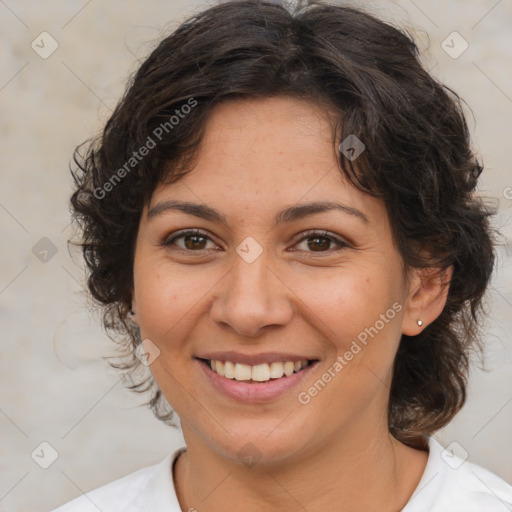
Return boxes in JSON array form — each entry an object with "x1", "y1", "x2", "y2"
[
  {"x1": 216, "y1": 360, "x2": 225, "y2": 377},
  {"x1": 283, "y1": 361, "x2": 295, "y2": 376},
  {"x1": 208, "y1": 359, "x2": 309, "y2": 382},
  {"x1": 252, "y1": 363, "x2": 270, "y2": 382},
  {"x1": 224, "y1": 361, "x2": 235, "y2": 379},
  {"x1": 269, "y1": 362, "x2": 284, "y2": 379},
  {"x1": 234, "y1": 363, "x2": 252, "y2": 381}
]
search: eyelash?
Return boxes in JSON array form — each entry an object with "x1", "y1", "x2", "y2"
[{"x1": 162, "y1": 229, "x2": 349, "y2": 255}]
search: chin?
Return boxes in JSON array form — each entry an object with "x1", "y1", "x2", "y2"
[{"x1": 190, "y1": 412, "x2": 318, "y2": 469}]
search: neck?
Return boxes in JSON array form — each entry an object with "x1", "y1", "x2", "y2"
[{"x1": 173, "y1": 422, "x2": 428, "y2": 512}]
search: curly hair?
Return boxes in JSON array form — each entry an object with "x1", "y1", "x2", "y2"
[{"x1": 70, "y1": 0, "x2": 496, "y2": 449}]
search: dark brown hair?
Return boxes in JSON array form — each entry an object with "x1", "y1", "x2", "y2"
[{"x1": 70, "y1": 0, "x2": 496, "y2": 449}]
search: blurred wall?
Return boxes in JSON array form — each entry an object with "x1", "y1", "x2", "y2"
[{"x1": 0, "y1": 1, "x2": 511, "y2": 511}]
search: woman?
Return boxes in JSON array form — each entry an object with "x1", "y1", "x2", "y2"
[{"x1": 52, "y1": 1, "x2": 512, "y2": 510}]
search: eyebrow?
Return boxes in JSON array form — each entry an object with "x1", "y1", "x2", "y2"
[{"x1": 147, "y1": 200, "x2": 369, "y2": 225}]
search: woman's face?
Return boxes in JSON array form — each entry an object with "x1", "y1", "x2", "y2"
[{"x1": 132, "y1": 97, "x2": 419, "y2": 465}]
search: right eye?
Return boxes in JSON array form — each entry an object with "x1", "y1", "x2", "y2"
[{"x1": 162, "y1": 229, "x2": 220, "y2": 252}]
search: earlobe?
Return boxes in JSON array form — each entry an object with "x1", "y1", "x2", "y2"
[
  {"x1": 402, "y1": 266, "x2": 452, "y2": 336},
  {"x1": 128, "y1": 309, "x2": 139, "y2": 326},
  {"x1": 129, "y1": 292, "x2": 139, "y2": 325}
]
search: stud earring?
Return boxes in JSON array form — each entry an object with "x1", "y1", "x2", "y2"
[{"x1": 417, "y1": 319, "x2": 423, "y2": 326}]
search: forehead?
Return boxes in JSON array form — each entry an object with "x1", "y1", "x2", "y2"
[
  {"x1": 149, "y1": 97, "x2": 384, "y2": 227},
  {"x1": 197, "y1": 96, "x2": 337, "y2": 176}
]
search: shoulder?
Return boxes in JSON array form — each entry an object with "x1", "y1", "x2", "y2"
[
  {"x1": 49, "y1": 465, "x2": 154, "y2": 512},
  {"x1": 49, "y1": 448, "x2": 185, "y2": 512},
  {"x1": 403, "y1": 437, "x2": 512, "y2": 512}
]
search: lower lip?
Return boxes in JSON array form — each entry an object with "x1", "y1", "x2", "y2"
[{"x1": 197, "y1": 359, "x2": 317, "y2": 403}]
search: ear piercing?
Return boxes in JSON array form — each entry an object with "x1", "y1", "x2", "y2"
[{"x1": 417, "y1": 319, "x2": 423, "y2": 326}]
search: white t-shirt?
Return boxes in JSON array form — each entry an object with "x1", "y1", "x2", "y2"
[{"x1": 50, "y1": 437, "x2": 512, "y2": 511}]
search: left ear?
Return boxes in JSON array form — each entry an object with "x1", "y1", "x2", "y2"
[
  {"x1": 401, "y1": 265, "x2": 453, "y2": 336},
  {"x1": 129, "y1": 286, "x2": 140, "y2": 326}
]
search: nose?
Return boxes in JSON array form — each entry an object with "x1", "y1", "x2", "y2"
[{"x1": 209, "y1": 251, "x2": 294, "y2": 338}]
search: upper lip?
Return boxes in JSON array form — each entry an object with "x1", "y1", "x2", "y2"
[{"x1": 196, "y1": 351, "x2": 318, "y2": 366}]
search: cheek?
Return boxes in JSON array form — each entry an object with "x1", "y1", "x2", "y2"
[
  {"x1": 300, "y1": 264, "x2": 399, "y2": 345},
  {"x1": 297, "y1": 262, "x2": 405, "y2": 406},
  {"x1": 133, "y1": 261, "x2": 219, "y2": 346},
  {"x1": 295, "y1": 269, "x2": 403, "y2": 420}
]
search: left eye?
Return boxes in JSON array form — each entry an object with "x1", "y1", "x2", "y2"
[
  {"x1": 293, "y1": 231, "x2": 348, "y2": 253},
  {"x1": 163, "y1": 229, "x2": 348, "y2": 253}
]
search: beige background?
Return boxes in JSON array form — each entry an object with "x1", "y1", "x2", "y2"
[{"x1": 0, "y1": 1, "x2": 511, "y2": 511}]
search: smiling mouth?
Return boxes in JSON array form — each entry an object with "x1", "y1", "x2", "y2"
[{"x1": 198, "y1": 358, "x2": 317, "y2": 383}]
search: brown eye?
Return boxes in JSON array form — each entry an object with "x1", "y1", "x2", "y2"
[
  {"x1": 183, "y1": 234, "x2": 208, "y2": 250},
  {"x1": 294, "y1": 231, "x2": 348, "y2": 253},
  {"x1": 163, "y1": 229, "x2": 217, "y2": 251},
  {"x1": 306, "y1": 236, "x2": 331, "y2": 251}
]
